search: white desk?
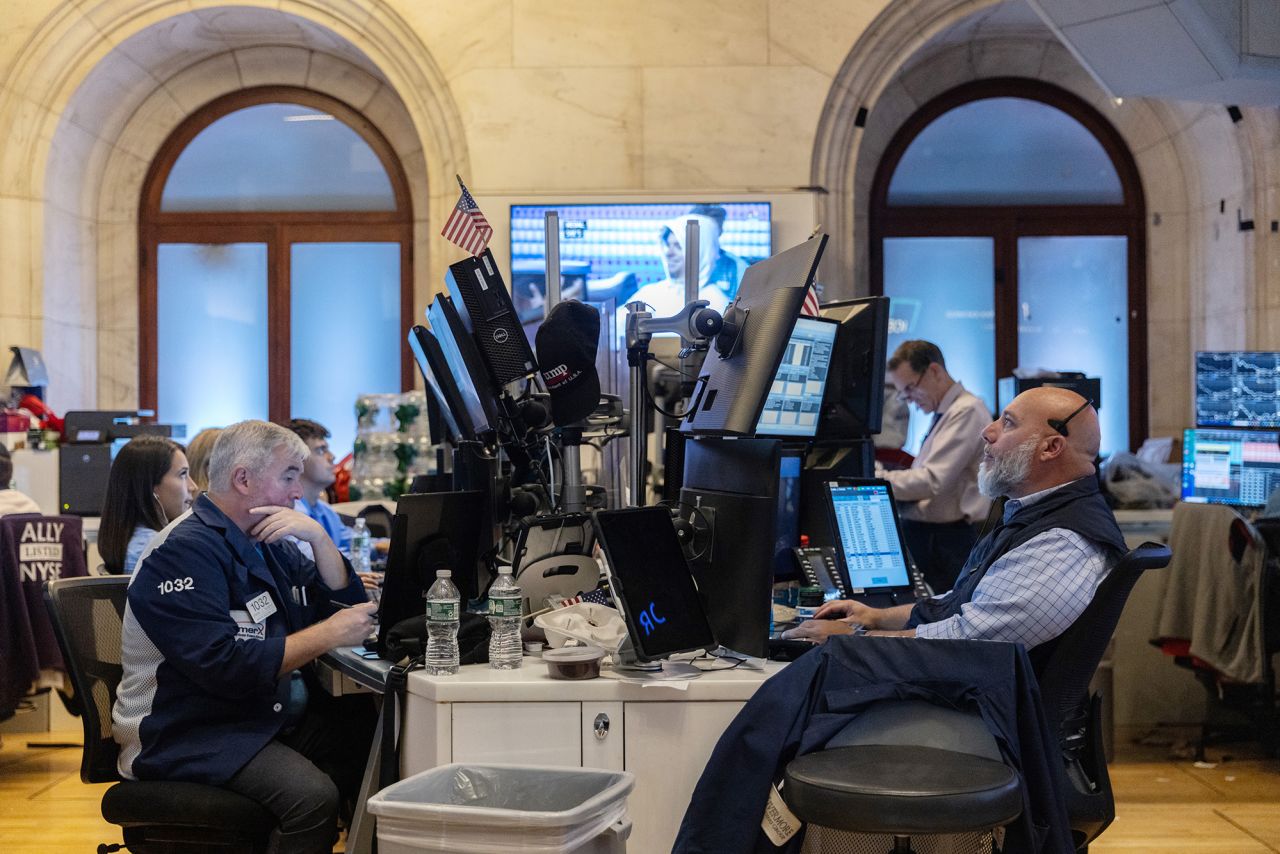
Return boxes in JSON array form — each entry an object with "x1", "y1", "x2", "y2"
[{"x1": 401, "y1": 659, "x2": 785, "y2": 854}]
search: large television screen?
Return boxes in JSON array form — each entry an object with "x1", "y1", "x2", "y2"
[
  {"x1": 1195, "y1": 351, "x2": 1280, "y2": 428},
  {"x1": 1181, "y1": 427, "x2": 1280, "y2": 508},
  {"x1": 509, "y1": 202, "x2": 771, "y2": 323}
]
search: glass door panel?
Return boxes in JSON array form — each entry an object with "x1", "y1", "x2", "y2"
[
  {"x1": 157, "y1": 243, "x2": 269, "y2": 437},
  {"x1": 290, "y1": 242, "x2": 401, "y2": 458},
  {"x1": 1017, "y1": 236, "x2": 1128, "y2": 455},
  {"x1": 884, "y1": 237, "x2": 997, "y2": 453}
]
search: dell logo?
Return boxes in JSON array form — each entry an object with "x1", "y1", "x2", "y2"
[{"x1": 492, "y1": 329, "x2": 509, "y2": 344}]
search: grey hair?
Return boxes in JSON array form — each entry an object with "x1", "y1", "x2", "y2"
[{"x1": 207, "y1": 420, "x2": 308, "y2": 494}]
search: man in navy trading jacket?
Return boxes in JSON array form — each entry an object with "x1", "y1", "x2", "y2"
[
  {"x1": 113, "y1": 419, "x2": 378, "y2": 854},
  {"x1": 785, "y1": 385, "x2": 1126, "y2": 658}
]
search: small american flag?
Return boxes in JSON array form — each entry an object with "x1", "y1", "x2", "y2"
[
  {"x1": 441, "y1": 176, "x2": 493, "y2": 256},
  {"x1": 559, "y1": 586, "x2": 613, "y2": 608},
  {"x1": 800, "y1": 283, "x2": 821, "y2": 317}
]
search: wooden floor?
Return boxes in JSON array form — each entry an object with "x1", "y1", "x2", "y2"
[{"x1": 2, "y1": 727, "x2": 1278, "y2": 852}]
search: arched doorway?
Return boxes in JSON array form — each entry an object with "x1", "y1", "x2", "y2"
[
  {"x1": 870, "y1": 78, "x2": 1146, "y2": 455},
  {"x1": 139, "y1": 86, "x2": 413, "y2": 455}
]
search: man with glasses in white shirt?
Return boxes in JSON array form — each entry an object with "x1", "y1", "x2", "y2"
[{"x1": 879, "y1": 340, "x2": 991, "y2": 592}]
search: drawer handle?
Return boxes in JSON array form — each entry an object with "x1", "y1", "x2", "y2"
[{"x1": 593, "y1": 713, "x2": 610, "y2": 740}]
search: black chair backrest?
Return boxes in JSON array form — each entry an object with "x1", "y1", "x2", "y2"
[
  {"x1": 359, "y1": 504, "x2": 394, "y2": 540},
  {"x1": 43, "y1": 575, "x2": 129, "y2": 784},
  {"x1": 1035, "y1": 541, "x2": 1172, "y2": 743}
]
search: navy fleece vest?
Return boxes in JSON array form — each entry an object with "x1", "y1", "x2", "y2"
[{"x1": 906, "y1": 476, "x2": 1127, "y2": 657}]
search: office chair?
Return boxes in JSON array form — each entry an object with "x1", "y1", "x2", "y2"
[
  {"x1": 781, "y1": 541, "x2": 1171, "y2": 853},
  {"x1": 43, "y1": 575, "x2": 274, "y2": 854}
]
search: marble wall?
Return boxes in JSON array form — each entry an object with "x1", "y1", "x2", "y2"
[{"x1": 0, "y1": 0, "x2": 1275, "y2": 446}]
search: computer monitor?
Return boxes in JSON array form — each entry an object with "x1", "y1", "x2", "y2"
[
  {"x1": 825, "y1": 479, "x2": 913, "y2": 591},
  {"x1": 445, "y1": 249, "x2": 538, "y2": 389},
  {"x1": 817, "y1": 296, "x2": 890, "y2": 439},
  {"x1": 754, "y1": 316, "x2": 837, "y2": 439},
  {"x1": 1181, "y1": 427, "x2": 1280, "y2": 508},
  {"x1": 592, "y1": 506, "x2": 717, "y2": 664},
  {"x1": 408, "y1": 325, "x2": 470, "y2": 444},
  {"x1": 681, "y1": 235, "x2": 828, "y2": 436},
  {"x1": 426, "y1": 295, "x2": 500, "y2": 437},
  {"x1": 376, "y1": 490, "x2": 487, "y2": 658},
  {"x1": 1195, "y1": 351, "x2": 1280, "y2": 428}
]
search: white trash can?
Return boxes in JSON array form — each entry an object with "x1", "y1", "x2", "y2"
[{"x1": 366, "y1": 763, "x2": 635, "y2": 854}]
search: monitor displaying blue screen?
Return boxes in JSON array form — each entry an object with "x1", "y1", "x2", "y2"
[
  {"x1": 1181, "y1": 427, "x2": 1280, "y2": 508},
  {"x1": 1195, "y1": 351, "x2": 1280, "y2": 428},
  {"x1": 827, "y1": 482, "x2": 912, "y2": 590},
  {"x1": 509, "y1": 202, "x2": 771, "y2": 322},
  {"x1": 426, "y1": 300, "x2": 491, "y2": 435},
  {"x1": 755, "y1": 316, "x2": 837, "y2": 438}
]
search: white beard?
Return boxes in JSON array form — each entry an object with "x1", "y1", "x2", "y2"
[{"x1": 978, "y1": 437, "x2": 1039, "y2": 498}]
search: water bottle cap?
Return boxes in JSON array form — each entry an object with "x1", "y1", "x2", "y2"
[
  {"x1": 498, "y1": 565, "x2": 513, "y2": 575},
  {"x1": 437, "y1": 569, "x2": 452, "y2": 578}
]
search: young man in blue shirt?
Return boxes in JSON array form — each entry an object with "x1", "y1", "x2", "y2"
[{"x1": 288, "y1": 419, "x2": 351, "y2": 553}]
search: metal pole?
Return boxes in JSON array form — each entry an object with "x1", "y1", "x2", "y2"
[
  {"x1": 684, "y1": 218, "x2": 700, "y2": 304},
  {"x1": 560, "y1": 440, "x2": 585, "y2": 513},
  {"x1": 630, "y1": 358, "x2": 647, "y2": 506},
  {"x1": 544, "y1": 210, "x2": 561, "y2": 316}
]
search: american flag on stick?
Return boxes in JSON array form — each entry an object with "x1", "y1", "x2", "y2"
[
  {"x1": 441, "y1": 175, "x2": 493, "y2": 256},
  {"x1": 800, "y1": 284, "x2": 821, "y2": 318}
]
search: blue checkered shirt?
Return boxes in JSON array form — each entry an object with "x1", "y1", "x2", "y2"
[{"x1": 913, "y1": 479, "x2": 1110, "y2": 649}]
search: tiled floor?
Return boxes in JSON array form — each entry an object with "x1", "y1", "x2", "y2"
[{"x1": 3, "y1": 727, "x2": 1278, "y2": 852}]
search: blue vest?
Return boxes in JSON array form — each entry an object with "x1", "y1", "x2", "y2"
[{"x1": 906, "y1": 476, "x2": 1127, "y2": 667}]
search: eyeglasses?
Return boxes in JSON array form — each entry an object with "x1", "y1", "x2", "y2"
[
  {"x1": 895, "y1": 372, "x2": 927, "y2": 402},
  {"x1": 1048, "y1": 399, "x2": 1094, "y2": 438}
]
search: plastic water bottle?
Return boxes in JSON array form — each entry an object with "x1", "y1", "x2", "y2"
[
  {"x1": 488, "y1": 567, "x2": 524, "y2": 670},
  {"x1": 350, "y1": 518, "x2": 372, "y2": 575},
  {"x1": 425, "y1": 569, "x2": 460, "y2": 675}
]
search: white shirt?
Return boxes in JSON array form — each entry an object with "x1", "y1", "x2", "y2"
[
  {"x1": 0, "y1": 488, "x2": 41, "y2": 516},
  {"x1": 882, "y1": 382, "x2": 991, "y2": 524}
]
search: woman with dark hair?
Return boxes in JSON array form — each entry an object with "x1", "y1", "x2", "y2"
[{"x1": 99, "y1": 435, "x2": 194, "y2": 574}]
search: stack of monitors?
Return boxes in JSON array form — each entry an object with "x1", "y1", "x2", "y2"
[{"x1": 1184, "y1": 351, "x2": 1280, "y2": 508}]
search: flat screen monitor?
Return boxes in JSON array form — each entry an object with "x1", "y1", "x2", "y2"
[
  {"x1": 376, "y1": 490, "x2": 487, "y2": 658},
  {"x1": 1181, "y1": 427, "x2": 1280, "y2": 508},
  {"x1": 426, "y1": 295, "x2": 499, "y2": 436},
  {"x1": 1194, "y1": 351, "x2": 1280, "y2": 428},
  {"x1": 754, "y1": 316, "x2": 837, "y2": 439},
  {"x1": 408, "y1": 325, "x2": 469, "y2": 444},
  {"x1": 681, "y1": 235, "x2": 828, "y2": 436},
  {"x1": 592, "y1": 506, "x2": 717, "y2": 663},
  {"x1": 445, "y1": 249, "x2": 538, "y2": 388},
  {"x1": 817, "y1": 296, "x2": 890, "y2": 439},
  {"x1": 826, "y1": 479, "x2": 913, "y2": 591},
  {"x1": 509, "y1": 202, "x2": 772, "y2": 323}
]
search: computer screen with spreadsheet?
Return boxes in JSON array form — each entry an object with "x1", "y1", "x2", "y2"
[
  {"x1": 755, "y1": 317, "x2": 837, "y2": 438},
  {"x1": 1182, "y1": 428, "x2": 1280, "y2": 508},
  {"x1": 825, "y1": 480, "x2": 912, "y2": 590}
]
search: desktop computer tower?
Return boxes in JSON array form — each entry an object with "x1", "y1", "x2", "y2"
[{"x1": 59, "y1": 444, "x2": 111, "y2": 515}]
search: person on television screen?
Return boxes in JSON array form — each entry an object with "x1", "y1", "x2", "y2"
[
  {"x1": 112, "y1": 419, "x2": 377, "y2": 854},
  {"x1": 784, "y1": 388, "x2": 1126, "y2": 656},
  {"x1": 624, "y1": 204, "x2": 748, "y2": 321}
]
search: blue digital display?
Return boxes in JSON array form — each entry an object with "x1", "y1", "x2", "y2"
[
  {"x1": 827, "y1": 483, "x2": 911, "y2": 590},
  {"x1": 756, "y1": 317, "x2": 837, "y2": 438},
  {"x1": 1181, "y1": 427, "x2": 1280, "y2": 508}
]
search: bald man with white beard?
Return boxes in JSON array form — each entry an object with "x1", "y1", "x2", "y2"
[{"x1": 785, "y1": 386, "x2": 1128, "y2": 657}]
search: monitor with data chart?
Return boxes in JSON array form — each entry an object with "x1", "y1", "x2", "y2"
[
  {"x1": 1181, "y1": 427, "x2": 1280, "y2": 508},
  {"x1": 825, "y1": 479, "x2": 913, "y2": 591},
  {"x1": 754, "y1": 316, "x2": 837, "y2": 439},
  {"x1": 592, "y1": 506, "x2": 717, "y2": 663},
  {"x1": 1195, "y1": 351, "x2": 1280, "y2": 429}
]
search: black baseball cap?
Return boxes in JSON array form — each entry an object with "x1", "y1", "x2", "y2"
[{"x1": 536, "y1": 301, "x2": 601, "y2": 427}]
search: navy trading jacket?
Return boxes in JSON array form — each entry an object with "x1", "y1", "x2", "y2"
[
  {"x1": 112, "y1": 494, "x2": 366, "y2": 785},
  {"x1": 674, "y1": 636, "x2": 1074, "y2": 854}
]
